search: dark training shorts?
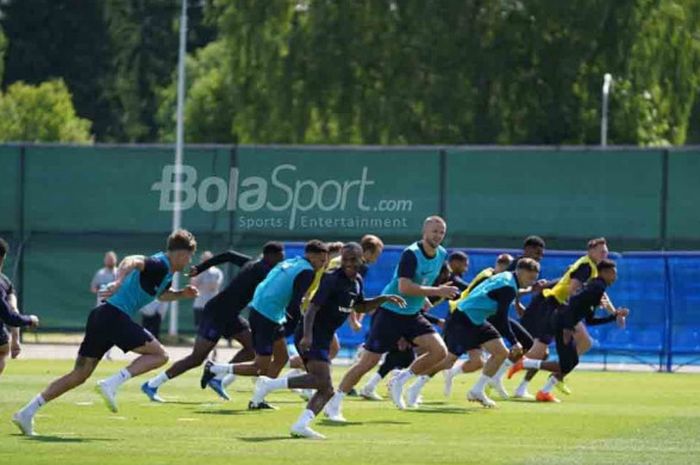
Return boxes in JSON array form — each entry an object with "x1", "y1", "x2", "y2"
[
  {"x1": 78, "y1": 303, "x2": 154, "y2": 359},
  {"x1": 444, "y1": 310, "x2": 501, "y2": 356},
  {"x1": 248, "y1": 307, "x2": 285, "y2": 356},
  {"x1": 364, "y1": 307, "x2": 435, "y2": 354},
  {"x1": 520, "y1": 294, "x2": 559, "y2": 345},
  {"x1": 197, "y1": 311, "x2": 250, "y2": 343}
]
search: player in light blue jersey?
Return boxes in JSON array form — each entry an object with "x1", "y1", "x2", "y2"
[
  {"x1": 324, "y1": 216, "x2": 460, "y2": 421},
  {"x1": 201, "y1": 240, "x2": 328, "y2": 410},
  {"x1": 13, "y1": 230, "x2": 199, "y2": 436}
]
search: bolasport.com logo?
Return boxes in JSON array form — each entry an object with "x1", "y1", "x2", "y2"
[{"x1": 151, "y1": 164, "x2": 413, "y2": 230}]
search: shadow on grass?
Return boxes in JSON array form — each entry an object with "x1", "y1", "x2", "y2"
[
  {"x1": 238, "y1": 436, "x2": 297, "y2": 443},
  {"x1": 192, "y1": 408, "x2": 247, "y2": 416},
  {"x1": 12, "y1": 434, "x2": 116, "y2": 443},
  {"x1": 404, "y1": 406, "x2": 476, "y2": 414}
]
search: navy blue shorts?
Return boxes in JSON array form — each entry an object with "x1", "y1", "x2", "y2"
[
  {"x1": 78, "y1": 303, "x2": 154, "y2": 359},
  {"x1": 248, "y1": 307, "x2": 285, "y2": 356},
  {"x1": 197, "y1": 309, "x2": 250, "y2": 343},
  {"x1": 292, "y1": 326, "x2": 332, "y2": 364},
  {"x1": 364, "y1": 307, "x2": 436, "y2": 354},
  {"x1": 0, "y1": 323, "x2": 9, "y2": 346},
  {"x1": 444, "y1": 310, "x2": 500, "y2": 356},
  {"x1": 520, "y1": 294, "x2": 559, "y2": 344}
]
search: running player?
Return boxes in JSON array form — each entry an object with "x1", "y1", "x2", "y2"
[
  {"x1": 0, "y1": 237, "x2": 40, "y2": 376},
  {"x1": 509, "y1": 259, "x2": 629, "y2": 400},
  {"x1": 360, "y1": 251, "x2": 467, "y2": 402},
  {"x1": 442, "y1": 253, "x2": 513, "y2": 396},
  {"x1": 403, "y1": 258, "x2": 540, "y2": 408},
  {"x1": 142, "y1": 242, "x2": 285, "y2": 402},
  {"x1": 323, "y1": 216, "x2": 458, "y2": 420},
  {"x1": 13, "y1": 230, "x2": 199, "y2": 436},
  {"x1": 250, "y1": 243, "x2": 405, "y2": 439},
  {"x1": 512, "y1": 237, "x2": 609, "y2": 400},
  {"x1": 199, "y1": 240, "x2": 328, "y2": 410}
]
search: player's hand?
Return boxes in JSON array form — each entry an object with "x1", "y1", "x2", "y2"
[
  {"x1": 27, "y1": 315, "x2": 40, "y2": 329},
  {"x1": 531, "y1": 280, "x2": 548, "y2": 294},
  {"x1": 299, "y1": 335, "x2": 312, "y2": 352},
  {"x1": 515, "y1": 301, "x2": 526, "y2": 318},
  {"x1": 436, "y1": 284, "x2": 459, "y2": 300},
  {"x1": 188, "y1": 265, "x2": 200, "y2": 278},
  {"x1": 397, "y1": 337, "x2": 410, "y2": 351},
  {"x1": 616, "y1": 307, "x2": 629, "y2": 328},
  {"x1": 10, "y1": 340, "x2": 21, "y2": 359},
  {"x1": 436, "y1": 318, "x2": 446, "y2": 330},
  {"x1": 101, "y1": 281, "x2": 120, "y2": 299},
  {"x1": 384, "y1": 295, "x2": 407, "y2": 308},
  {"x1": 509, "y1": 343, "x2": 523, "y2": 359},
  {"x1": 181, "y1": 285, "x2": 199, "y2": 299}
]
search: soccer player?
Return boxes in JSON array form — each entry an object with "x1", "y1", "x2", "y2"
[
  {"x1": 323, "y1": 216, "x2": 459, "y2": 420},
  {"x1": 512, "y1": 237, "x2": 609, "y2": 400},
  {"x1": 509, "y1": 259, "x2": 629, "y2": 400},
  {"x1": 443, "y1": 258, "x2": 540, "y2": 407},
  {"x1": 250, "y1": 243, "x2": 405, "y2": 439},
  {"x1": 360, "y1": 251, "x2": 468, "y2": 402},
  {"x1": 142, "y1": 242, "x2": 285, "y2": 402},
  {"x1": 442, "y1": 253, "x2": 513, "y2": 397},
  {"x1": 12, "y1": 230, "x2": 199, "y2": 436},
  {"x1": 287, "y1": 235, "x2": 384, "y2": 378},
  {"x1": 0, "y1": 237, "x2": 40, "y2": 376},
  {"x1": 200, "y1": 240, "x2": 328, "y2": 410}
]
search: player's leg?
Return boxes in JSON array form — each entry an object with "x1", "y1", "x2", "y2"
[
  {"x1": 360, "y1": 346, "x2": 411, "y2": 400},
  {"x1": 142, "y1": 335, "x2": 217, "y2": 402},
  {"x1": 389, "y1": 313, "x2": 446, "y2": 409},
  {"x1": 467, "y1": 332, "x2": 508, "y2": 408},
  {"x1": 13, "y1": 355, "x2": 101, "y2": 435},
  {"x1": 0, "y1": 327, "x2": 9, "y2": 375},
  {"x1": 228, "y1": 317, "x2": 255, "y2": 363}
]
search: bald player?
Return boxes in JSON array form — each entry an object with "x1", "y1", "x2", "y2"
[{"x1": 323, "y1": 216, "x2": 458, "y2": 421}]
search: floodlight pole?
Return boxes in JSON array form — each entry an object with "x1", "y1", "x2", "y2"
[
  {"x1": 169, "y1": 0, "x2": 188, "y2": 337},
  {"x1": 601, "y1": 73, "x2": 612, "y2": 147}
]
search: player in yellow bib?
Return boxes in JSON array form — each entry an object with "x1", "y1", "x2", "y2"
[{"x1": 511, "y1": 237, "x2": 617, "y2": 401}]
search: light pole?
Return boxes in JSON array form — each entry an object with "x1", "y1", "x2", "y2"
[{"x1": 601, "y1": 73, "x2": 613, "y2": 147}]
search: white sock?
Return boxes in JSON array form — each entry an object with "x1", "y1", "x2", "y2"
[
  {"x1": 147, "y1": 372, "x2": 170, "y2": 389},
  {"x1": 363, "y1": 373, "x2": 382, "y2": 391},
  {"x1": 294, "y1": 408, "x2": 316, "y2": 428},
  {"x1": 542, "y1": 375, "x2": 558, "y2": 394},
  {"x1": 20, "y1": 394, "x2": 46, "y2": 417},
  {"x1": 493, "y1": 359, "x2": 513, "y2": 381},
  {"x1": 472, "y1": 374, "x2": 491, "y2": 394},
  {"x1": 411, "y1": 374, "x2": 430, "y2": 390},
  {"x1": 222, "y1": 373, "x2": 236, "y2": 387},
  {"x1": 332, "y1": 390, "x2": 346, "y2": 405},
  {"x1": 268, "y1": 377, "x2": 288, "y2": 392},
  {"x1": 396, "y1": 369, "x2": 415, "y2": 385},
  {"x1": 523, "y1": 359, "x2": 542, "y2": 370},
  {"x1": 210, "y1": 363, "x2": 233, "y2": 375},
  {"x1": 516, "y1": 379, "x2": 530, "y2": 394},
  {"x1": 449, "y1": 363, "x2": 463, "y2": 377},
  {"x1": 105, "y1": 368, "x2": 131, "y2": 388}
]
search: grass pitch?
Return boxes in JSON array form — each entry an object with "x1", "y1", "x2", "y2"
[{"x1": 1, "y1": 360, "x2": 699, "y2": 465}]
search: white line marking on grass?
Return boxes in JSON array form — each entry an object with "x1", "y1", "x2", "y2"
[
  {"x1": 106, "y1": 416, "x2": 127, "y2": 420},
  {"x1": 177, "y1": 418, "x2": 200, "y2": 422},
  {"x1": 75, "y1": 401, "x2": 94, "y2": 406}
]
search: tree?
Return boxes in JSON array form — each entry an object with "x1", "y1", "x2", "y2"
[{"x1": 0, "y1": 79, "x2": 92, "y2": 142}]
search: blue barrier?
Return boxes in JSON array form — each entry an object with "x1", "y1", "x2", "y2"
[{"x1": 283, "y1": 243, "x2": 700, "y2": 371}]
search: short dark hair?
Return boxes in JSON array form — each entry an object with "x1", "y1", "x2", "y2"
[
  {"x1": 523, "y1": 235, "x2": 546, "y2": 249},
  {"x1": 0, "y1": 237, "x2": 8, "y2": 258},
  {"x1": 342, "y1": 242, "x2": 363, "y2": 256},
  {"x1": 516, "y1": 257, "x2": 541, "y2": 272},
  {"x1": 588, "y1": 237, "x2": 607, "y2": 249},
  {"x1": 167, "y1": 229, "x2": 197, "y2": 252},
  {"x1": 262, "y1": 241, "x2": 284, "y2": 256},
  {"x1": 448, "y1": 251, "x2": 468, "y2": 262},
  {"x1": 305, "y1": 239, "x2": 329, "y2": 254},
  {"x1": 597, "y1": 258, "x2": 616, "y2": 271}
]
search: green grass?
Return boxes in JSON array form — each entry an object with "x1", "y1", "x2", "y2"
[{"x1": 1, "y1": 360, "x2": 699, "y2": 465}]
